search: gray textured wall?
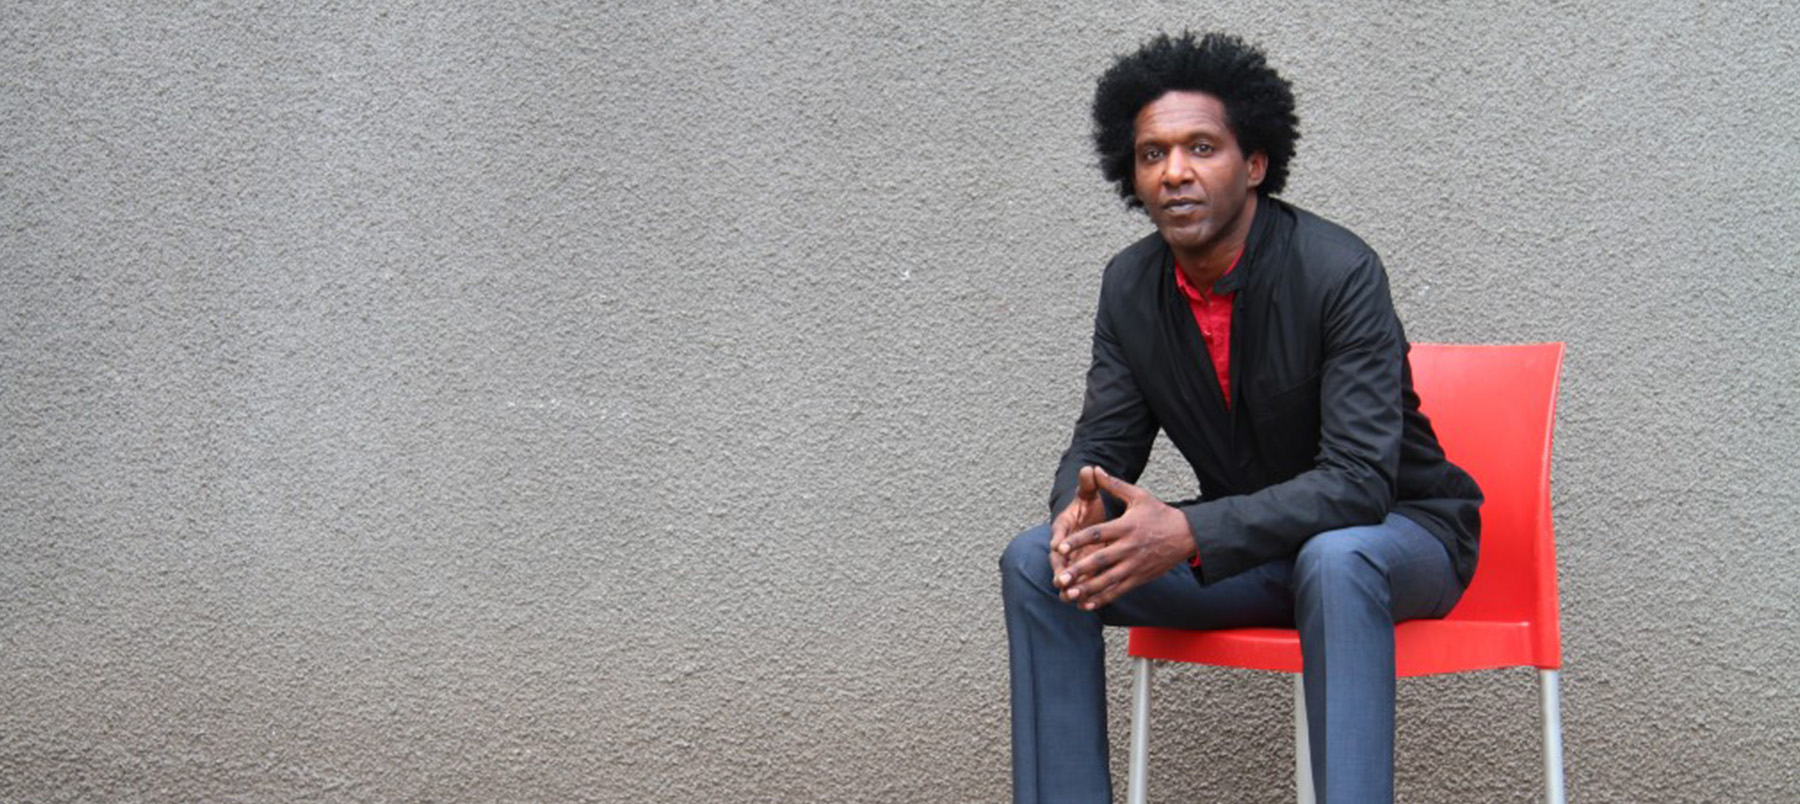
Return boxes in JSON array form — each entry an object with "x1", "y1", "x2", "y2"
[{"x1": 3, "y1": 2, "x2": 1796, "y2": 801}]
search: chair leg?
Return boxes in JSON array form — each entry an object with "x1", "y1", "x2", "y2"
[
  {"x1": 1126, "y1": 657, "x2": 1152, "y2": 804},
  {"x1": 1540, "y1": 669, "x2": 1566, "y2": 804},
  {"x1": 1293, "y1": 675, "x2": 1316, "y2": 804}
]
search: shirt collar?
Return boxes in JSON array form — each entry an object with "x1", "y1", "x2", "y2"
[{"x1": 1174, "y1": 250, "x2": 1241, "y2": 301}]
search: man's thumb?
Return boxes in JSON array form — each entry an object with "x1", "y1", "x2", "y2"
[
  {"x1": 1077, "y1": 465, "x2": 1099, "y2": 498},
  {"x1": 1095, "y1": 467, "x2": 1142, "y2": 504}
]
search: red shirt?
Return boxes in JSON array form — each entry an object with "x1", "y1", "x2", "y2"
[
  {"x1": 1174, "y1": 253, "x2": 1239, "y2": 568},
  {"x1": 1172, "y1": 253, "x2": 1239, "y2": 405}
]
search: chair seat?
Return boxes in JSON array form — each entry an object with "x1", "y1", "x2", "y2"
[{"x1": 1128, "y1": 618, "x2": 1547, "y2": 678}]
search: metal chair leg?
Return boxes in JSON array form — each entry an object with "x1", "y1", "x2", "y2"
[
  {"x1": 1294, "y1": 675, "x2": 1316, "y2": 804},
  {"x1": 1541, "y1": 669, "x2": 1566, "y2": 804},
  {"x1": 1127, "y1": 657, "x2": 1152, "y2": 804}
]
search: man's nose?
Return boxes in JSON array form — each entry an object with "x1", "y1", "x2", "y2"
[{"x1": 1161, "y1": 150, "x2": 1193, "y2": 185}]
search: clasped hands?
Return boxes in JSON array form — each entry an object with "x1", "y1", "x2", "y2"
[{"x1": 1050, "y1": 465, "x2": 1197, "y2": 611}]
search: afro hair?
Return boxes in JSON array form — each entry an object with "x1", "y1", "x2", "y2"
[{"x1": 1093, "y1": 32, "x2": 1300, "y2": 204}]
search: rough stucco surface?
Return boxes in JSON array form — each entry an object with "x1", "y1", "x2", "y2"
[{"x1": 1, "y1": 1, "x2": 1795, "y2": 801}]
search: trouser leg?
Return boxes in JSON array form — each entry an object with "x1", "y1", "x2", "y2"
[
  {"x1": 1292, "y1": 513, "x2": 1461, "y2": 804},
  {"x1": 1001, "y1": 523, "x2": 1296, "y2": 804},
  {"x1": 1001, "y1": 523, "x2": 1111, "y2": 804}
]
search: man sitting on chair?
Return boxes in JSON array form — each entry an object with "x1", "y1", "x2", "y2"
[{"x1": 999, "y1": 31, "x2": 1483, "y2": 804}]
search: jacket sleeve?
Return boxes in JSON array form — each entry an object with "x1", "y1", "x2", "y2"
[
  {"x1": 1050, "y1": 266, "x2": 1160, "y2": 518},
  {"x1": 1183, "y1": 252, "x2": 1405, "y2": 584}
]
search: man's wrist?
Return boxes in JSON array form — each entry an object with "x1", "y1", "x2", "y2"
[{"x1": 1170, "y1": 504, "x2": 1201, "y2": 567}]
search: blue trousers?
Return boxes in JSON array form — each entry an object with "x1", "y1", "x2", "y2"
[{"x1": 1000, "y1": 513, "x2": 1462, "y2": 804}]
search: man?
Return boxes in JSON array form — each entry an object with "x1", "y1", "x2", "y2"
[{"x1": 999, "y1": 32, "x2": 1482, "y2": 803}]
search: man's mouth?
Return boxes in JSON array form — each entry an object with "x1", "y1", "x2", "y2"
[{"x1": 1163, "y1": 198, "x2": 1203, "y2": 214}]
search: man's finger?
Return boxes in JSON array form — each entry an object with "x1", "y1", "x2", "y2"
[
  {"x1": 1057, "y1": 521, "x2": 1115, "y2": 557},
  {"x1": 1076, "y1": 465, "x2": 1100, "y2": 500},
  {"x1": 1051, "y1": 507, "x2": 1072, "y2": 550},
  {"x1": 1058, "y1": 537, "x2": 1129, "y2": 600},
  {"x1": 1052, "y1": 481, "x2": 1100, "y2": 546},
  {"x1": 1061, "y1": 536, "x2": 1121, "y2": 582},
  {"x1": 1056, "y1": 538, "x2": 1106, "y2": 589},
  {"x1": 1049, "y1": 503, "x2": 1079, "y2": 548},
  {"x1": 1072, "y1": 555, "x2": 1147, "y2": 610},
  {"x1": 1094, "y1": 466, "x2": 1147, "y2": 506}
]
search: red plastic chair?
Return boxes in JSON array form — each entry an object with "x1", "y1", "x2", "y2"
[{"x1": 1124, "y1": 342, "x2": 1567, "y2": 804}]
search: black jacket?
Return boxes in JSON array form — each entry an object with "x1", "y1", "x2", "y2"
[{"x1": 1051, "y1": 197, "x2": 1483, "y2": 587}]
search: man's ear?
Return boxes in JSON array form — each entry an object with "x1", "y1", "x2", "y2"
[{"x1": 1247, "y1": 151, "x2": 1269, "y2": 188}]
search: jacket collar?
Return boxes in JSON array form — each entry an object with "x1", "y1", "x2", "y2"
[{"x1": 1207, "y1": 192, "x2": 1275, "y2": 296}]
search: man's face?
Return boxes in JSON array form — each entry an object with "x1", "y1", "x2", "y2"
[{"x1": 1132, "y1": 91, "x2": 1268, "y2": 263}]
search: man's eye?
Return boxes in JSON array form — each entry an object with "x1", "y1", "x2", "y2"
[
  {"x1": 1191, "y1": 143, "x2": 1214, "y2": 155},
  {"x1": 1142, "y1": 147, "x2": 1163, "y2": 161}
]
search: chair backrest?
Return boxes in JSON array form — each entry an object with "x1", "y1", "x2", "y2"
[{"x1": 1408, "y1": 342, "x2": 1565, "y2": 667}]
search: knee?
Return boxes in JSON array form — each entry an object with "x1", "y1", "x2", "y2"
[
  {"x1": 1293, "y1": 526, "x2": 1386, "y2": 600},
  {"x1": 999, "y1": 523, "x2": 1056, "y2": 596}
]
